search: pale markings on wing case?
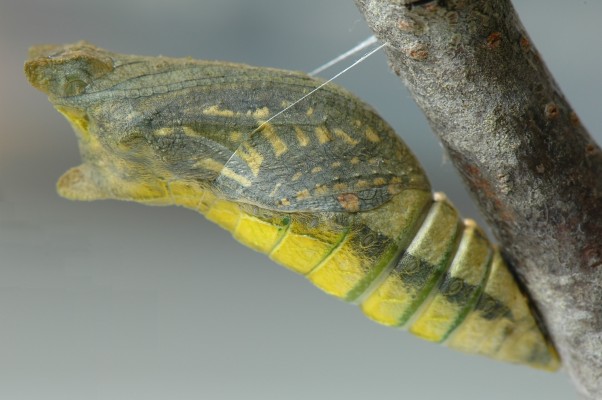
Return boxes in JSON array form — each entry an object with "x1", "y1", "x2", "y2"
[
  {"x1": 333, "y1": 128, "x2": 359, "y2": 146},
  {"x1": 315, "y1": 126, "x2": 331, "y2": 144},
  {"x1": 259, "y1": 123, "x2": 288, "y2": 157},
  {"x1": 296, "y1": 189, "x2": 311, "y2": 200},
  {"x1": 314, "y1": 184, "x2": 329, "y2": 196},
  {"x1": 333, "y1": 183, "x2": 349, "y2": 192},
  {"x1": 356, "y1": 180, "x2": 370, "y2": 189},
  {"x1": 229, "y1": 131, "x2": 243, "y2": 142},
  {"x1": 269, "y1": 182, "x2": 282, "y2": 197},
  {"x1": 195, "y1": 158, "x2": 251, "y2": 187},
  {"x1": 364, "y1": 126, "x2": 381, "y2": 143},
  {"x1": 237, "y1": 143, "x2": 264, "y2": 176},
  {"x1": 203, "y1": 105, "x2": 236, "y2": 118},
  {"x1": 251, "y1": 107, "x2": 270, "y2": 120},
  {"x1": 155, "y1": 127, "x2": 174, "y2": 136},
  {"x1": 294, "y1": 126, "x2": 310, "y2": 147}
]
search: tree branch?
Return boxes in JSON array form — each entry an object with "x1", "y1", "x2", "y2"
[{"x1": 354, "y1": 0, "x2": 602, "y2": 397}]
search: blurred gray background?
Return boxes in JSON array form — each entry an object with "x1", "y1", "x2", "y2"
[{"x1": 1, "y1": 1, "x2": 599, "y2": 399}]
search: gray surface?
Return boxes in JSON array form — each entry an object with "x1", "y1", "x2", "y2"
[{"x1": 1, "y1": 1, "x2": 598, "y2": 399}]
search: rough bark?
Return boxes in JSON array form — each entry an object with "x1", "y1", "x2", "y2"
[{"x1": 353, "y1": 0, "x2": 602, "y2": 398}]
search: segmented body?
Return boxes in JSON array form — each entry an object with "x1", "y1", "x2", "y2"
[{"x1": 25, "y1": 42, "x2": 559, "y2": 371}]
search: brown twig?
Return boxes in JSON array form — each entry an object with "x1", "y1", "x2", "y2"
[{"x1": 354, "y1": 0, "x2": 602, "y2": 398}]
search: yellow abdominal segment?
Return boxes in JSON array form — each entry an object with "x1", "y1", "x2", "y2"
[
  {"x1": 270, "y1": 217, "x2": 347, "y2": 275},
  {"x1": 360, "y1": 199, "x2": 462, "y2": 326},
  {"x1": 408, "y1": 220, "x2": 492, "y2": 342}
]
